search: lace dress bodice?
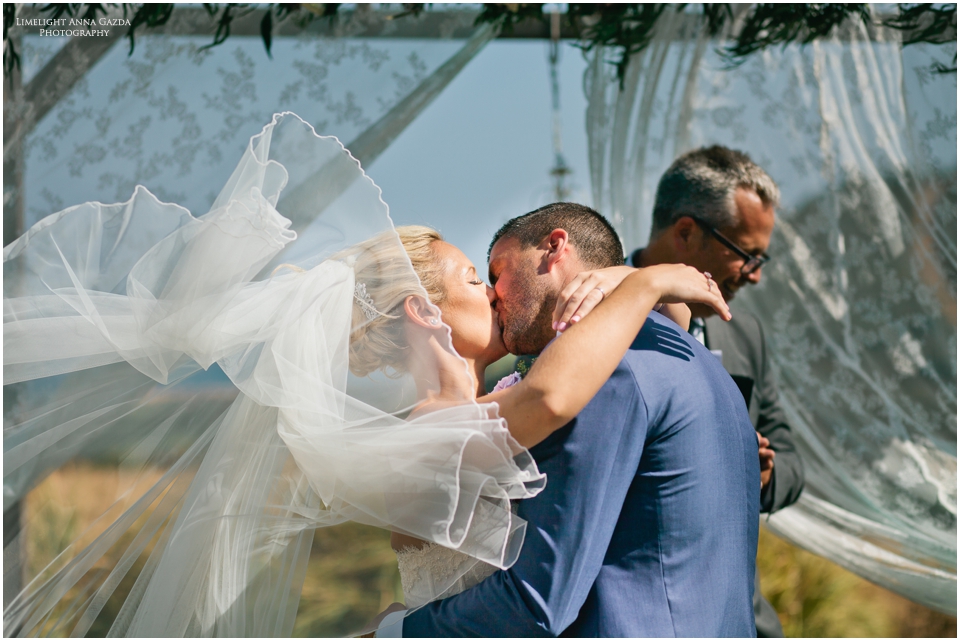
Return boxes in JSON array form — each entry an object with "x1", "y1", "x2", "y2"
[
  {"x1": 396, "y1": 544, "x2": 499, "y2": 608},
  {"x1": 395, "y1": 502, "x2": 517, "y2": 608}
]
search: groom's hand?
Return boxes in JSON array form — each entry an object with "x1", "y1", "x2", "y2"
[{"x1": 757, "y1": 432, "x2": 774, "y2": 488}]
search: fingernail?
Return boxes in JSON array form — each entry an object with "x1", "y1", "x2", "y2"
[
  {"x1": 557, "y1": 322, "x2": 567, "y2": 331},
  {"x1": 571, "y1": 315, "x2": 580, "y2": 323},
  {"x1": 552, "y1": 321, "x2": 557, "y2": 330}
]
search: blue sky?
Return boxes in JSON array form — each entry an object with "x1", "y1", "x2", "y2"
[{"x1": 371, "y1": 40, "x2": 592, "y2": 275}]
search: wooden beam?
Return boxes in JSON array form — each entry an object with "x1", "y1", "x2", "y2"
[
  {"x1": 104, "y1": 7, "x2": 933, "y2": 42},
  {"x1": 3, "y1": 31, "x2": 24, "y2": 245},
  {"x1": 131, "y1": 8, "x2": 586, "y2": 40}
]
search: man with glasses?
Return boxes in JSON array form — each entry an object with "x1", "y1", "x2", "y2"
[{"x1": 628, "y1": 145, "x2": 804, "y2": 638}]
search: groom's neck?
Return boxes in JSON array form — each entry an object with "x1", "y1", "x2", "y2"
[{"x1": 510, "y1": 332, "x2": 552, "y2": 359}]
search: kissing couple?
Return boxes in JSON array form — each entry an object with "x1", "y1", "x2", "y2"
[
  {"x1": 368, "y1": 203, "x2": 760, "y2": 636},
  {"x1": 3, "y1": 113, "x2": 759, "y2": 638}
]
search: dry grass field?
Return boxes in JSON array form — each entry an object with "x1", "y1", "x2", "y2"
[
  {"x1": 755, "y1": 527, "x2": 956, "y2": 638},
  {"x1": 18, "y1": 463, "x2": 957, "y2": 638},
  {"x1": 20, "y1": 463, "x2": 171, "y2": 637}
]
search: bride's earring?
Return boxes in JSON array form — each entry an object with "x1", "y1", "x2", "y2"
[{"x1": 429, "y1": 318, "x2": 439, "y2": 326}]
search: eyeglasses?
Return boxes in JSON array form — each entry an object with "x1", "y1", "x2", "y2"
[{"x1": 689, "y1": 216, "x2": 770, "y2": 276}]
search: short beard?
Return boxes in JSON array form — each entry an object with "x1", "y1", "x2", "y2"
[{"x1": 502, "y1": 268, "x2": 558, "y2": 356}]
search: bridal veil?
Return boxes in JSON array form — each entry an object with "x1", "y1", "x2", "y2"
[{"x1": 3, "y1": 112, "x2": 545, "y2": 636}]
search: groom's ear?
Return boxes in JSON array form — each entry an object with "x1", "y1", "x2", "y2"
[
  {"x1": 541, "y1": 228, "x2": 571, "y2": 273},
  {"x1": 403, "y1": 295, "x2": 442, "y2": 329}
]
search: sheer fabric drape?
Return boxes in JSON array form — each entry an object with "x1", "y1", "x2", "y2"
[
  {"x1": 7, "y1": 23, "x2": 504, "y2": 635},
  {"x1": 585, "y1": 12, "x2": 956, "y2": 614},
  {"x1": 3, "y1": 112, "x2": 544, "y2": 637}
]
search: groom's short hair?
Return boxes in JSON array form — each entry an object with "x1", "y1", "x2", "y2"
[{"x1": 489, "y1": 202, "x2": 624, "y2": 269}]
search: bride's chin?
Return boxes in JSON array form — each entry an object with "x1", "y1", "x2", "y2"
[{"x1": 488, "y1": 334, "x2": 509, "y2": 363}]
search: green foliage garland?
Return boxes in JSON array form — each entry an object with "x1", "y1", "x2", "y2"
[{"x1": 3, "y1": 4, "x2": 956, "y2": 85}]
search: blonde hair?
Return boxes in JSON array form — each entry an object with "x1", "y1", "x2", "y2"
[{"x1": 345, "y1": 225, "x2": 446, "y2": 377}]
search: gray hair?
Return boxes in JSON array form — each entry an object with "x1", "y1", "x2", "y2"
[{"x1": 650, "y1": 146, "x2": 780, "y2": 236}]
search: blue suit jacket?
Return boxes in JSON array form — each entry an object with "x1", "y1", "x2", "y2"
[{"x1": 403, "y1": 312, "x2": 760, "y2": 637}]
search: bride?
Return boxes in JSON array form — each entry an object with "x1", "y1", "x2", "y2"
[{"x1": 2, "y1": 113, "x2": 727, "y2": 637}]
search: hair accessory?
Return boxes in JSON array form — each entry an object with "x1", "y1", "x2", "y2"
[{"x1": 354, "y1": 281, "x2": 381, "y2": 321}]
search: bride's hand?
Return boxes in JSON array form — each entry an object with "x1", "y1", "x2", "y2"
[
  {"x1": 637, "y1": 264, "x2": 731, "y2": 320},
  {"x1": 553, "y1": 264, "x2": 730, "y2": 331},
  {"x1": 552, "y1": 266, "x2": 636, "y2": 331}
]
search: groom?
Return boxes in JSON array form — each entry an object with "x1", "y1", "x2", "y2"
[{"x1": 384, "y1": 203, "x2": 760, "y2": 637}]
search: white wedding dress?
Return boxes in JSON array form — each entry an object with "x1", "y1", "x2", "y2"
[
  {"x1": 3, "y1": 113, "x2": 545, "y2": 637},
  {"x1": 397, "y1": 543, "x2": 500, "y2": 609}
]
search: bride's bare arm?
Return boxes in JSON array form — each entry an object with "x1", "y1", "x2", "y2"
[{"x1": 481, "y1": 264, "x2": 729, "y2": 449}]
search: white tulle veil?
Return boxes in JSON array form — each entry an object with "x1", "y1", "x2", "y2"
[{"x1": 3, "y1": 112, "x2": 545, "y2": 636}]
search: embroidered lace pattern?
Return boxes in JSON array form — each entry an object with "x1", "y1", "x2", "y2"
[{"x1": 396, "y1": 544, "x2": 499, "y2": 608}]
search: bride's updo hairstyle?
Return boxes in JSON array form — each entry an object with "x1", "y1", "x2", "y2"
[{"x1": 346, "y1": 225, "x2": 447, "y2": 377}]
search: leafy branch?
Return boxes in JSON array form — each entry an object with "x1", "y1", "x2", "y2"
[
  {"x1": 474, "y1": 3, "x2": 956, "y2": 85},
  {"x1": 566, "y1": 3, "x2": 670, "y2": 83},
  {"x1": 2, "y1": 2, "x2": 339, "y2": 78},
  {"x1": 4, "y1": 3, "x2": 956, "y2": 84},
  {"x1": 3, "y1": 4, "x2": 18, "y2": 76},
  {"x1": 885, "y1": 3, "x2": 958, "y2": 71},
  {"x1": 125, "y1": 3, "x2": 174, "y2": 55},
  {"x1": 717, "y1": 3, "x2": 873, "y2": 65}
]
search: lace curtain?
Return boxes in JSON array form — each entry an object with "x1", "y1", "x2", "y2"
[
  {"x1": 585, "y1": 10, "x2": 956, "y2": 614},
  {"x1": 16, "y1": 16, "x2": 492, "y2": 230}
]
